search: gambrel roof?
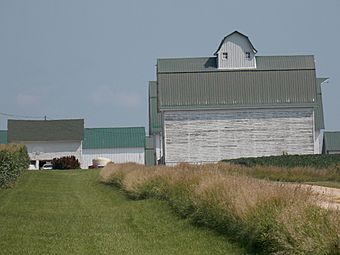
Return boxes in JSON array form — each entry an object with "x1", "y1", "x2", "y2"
[{"x1": 214, "y1": 31, "x2": 257, "y2": 55}]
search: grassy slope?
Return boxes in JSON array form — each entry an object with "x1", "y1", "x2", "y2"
[{"x1": 0, "y1": 170, "x2": 245, "y2": 255}]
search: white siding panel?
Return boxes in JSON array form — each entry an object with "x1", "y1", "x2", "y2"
[
  {"x1": 217, "y1": 33, "x2": 256, "y2": 69},
  {"x1": 164, "y1": 109, "x2": 314, "y2": 164},
  {"x1": 82, "y1": 147, "x2": 144, "y2": 168},
  {"x1": 24, "y1": 141, "x2": 82, "y2": 163}
]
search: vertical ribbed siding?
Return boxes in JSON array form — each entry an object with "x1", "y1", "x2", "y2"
[
  {"x1": 159, "y1": 70, "x2": 317, "y2": 109},
  {"x1": 324, "y1": 132, "x2": 340, "y2": 153},
  {"x1": 148, "y1": 81, "x2": 162, "y2": 134},
  {"x1": 145, "y1": 136, "x2": 156, "y2": 166},
  {"x1": 0, "y1": 130, "x2": 7, "y2": 144},
  {"x1": 83, "y1": 127, "x2": 145, "y2": 149},
  {"x1": 217, "y1": 33, "x2": 256, "y2": 69}
]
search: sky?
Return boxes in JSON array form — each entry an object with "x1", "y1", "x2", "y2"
[{"x1": 0, "y1": 0, "x2": 339, "y2": 131}]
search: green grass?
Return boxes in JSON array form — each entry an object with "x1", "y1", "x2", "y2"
[{"x1": 0, "y1": 170, "x2": 245, "y2": 255}]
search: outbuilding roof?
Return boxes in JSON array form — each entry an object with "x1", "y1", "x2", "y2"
[
  {"x1": 8, "y1": 119, "x2": 84, "y2": 142},
  {"x1": 324, "y1": 132, "x2": 340, "y2": 153},
  {"x1": 0, "y1": 130, "x2": 7, "y2": 144},
  {"x1": 83, "y1": 127, "x2": 145, "y2": 149}
]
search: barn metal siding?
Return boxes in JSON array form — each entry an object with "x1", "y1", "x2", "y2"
[
  {"x1": 148, "y1": 81, "x2": 162, "y2": 134},
  {"x1": 314, "y1": 78, "x2": 328, "y2": 130},
  {"x1": 145, "y1": 136, "x2": 156, "y2": 166},
  {"x1": 323, "y1": 132, "x2": 340, "y2": 154},
  {"x1": 0, "y1": 130, "x2": 7, "y2": 144},
  {"x1": 158, "y1": 69, "x2": 317, "y2": 110},
  {"x1": 164, "y1": 109, "x2": 314, "y2": 164}
]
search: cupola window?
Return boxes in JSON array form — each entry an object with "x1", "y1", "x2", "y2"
[
  {"x1": 222, "y1": 52, "x2": 228, "y2": 59},
  {"x1": 245, "y1": 52, "x2": 251, "y2": 59}
]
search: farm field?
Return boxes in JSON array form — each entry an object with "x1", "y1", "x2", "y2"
[{"x1": 0, "y1": 170, "x2": 245, "y2": 255}]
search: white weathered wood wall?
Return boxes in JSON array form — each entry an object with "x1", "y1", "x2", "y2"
[
  {"x1": 82, "y1": 147, "x2": 144, "y2": 168},
  {"x1": 217, "y1": 32, "x2": 256, "y2": 69},
  {"x1": 163, "y1": 109, "x2": 314, "y2": 164},
  {"x1": 24, "y1": 140, "x2": 82, "y2": 163}
]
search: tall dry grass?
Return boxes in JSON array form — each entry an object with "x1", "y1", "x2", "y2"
[{"x1": 100, "y1": 163, "x2": 340, "y2": 254}]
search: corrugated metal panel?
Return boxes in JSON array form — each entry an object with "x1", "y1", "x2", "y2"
[
  {"x1": 158, "y1": 69, "x2": 317, "y2": 110},
  {"x1": 256, "y1": 56, "x2": 315, "y2": 70},
  {"x1": 145, "y1": 136, "x2": 156, "y2": 166},
  {"x1": 0, "y1": 130, "x2": 7, "y2": 144},
  {"x1": 314, "y1": 78, "x2": 328, "y2": 129},
  {"x1": 148, "y1": 81, "x2": 162, "y2": 134},
  {"x1": 83, "y1": 127, "x2": 145, "y2": 149},
  {"x1": 324, "y1": 132, "x2": 340, "y2": 153},
  {"x1": 8, "y1": 119, "x2": 84, "y2": 142},
  {"x1": 157, "y1": 55, "x2": 315, "y2": 73}
]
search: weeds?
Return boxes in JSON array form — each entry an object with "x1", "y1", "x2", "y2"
[{"x1": 100, "y1": 163, "x2": 340, "y2": 254}]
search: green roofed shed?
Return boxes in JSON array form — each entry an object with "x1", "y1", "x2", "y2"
[
  {"x1": 83, "y1": 127, "x2": 145, "y2": 149},
  {"x1": 0, "y1": 130, "x2": 7, "y2": 144},
  {"x1": 323, "y1": 132, "x2": 340, "y2": 154}
]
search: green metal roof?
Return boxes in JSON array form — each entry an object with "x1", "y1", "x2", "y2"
[
  {"x1": 8, "y1": 119, "x2": 84, "y2": 142},
  {"x1": 157, "y1": 69, "x2": 317, "y2": 110},
  {"x1": 83, "y1": 127, "x2": 145, "y2": 149},
  {"x1": 0, "y1": 130, "x2": 7, "y2": 144},
  {"x1": 324, "y1": 132, "x2": 340, "y2": 152},
  {"x1": 157, "y1": 55, "x2": 315, "y2": 73},
  {"x1": 148, "y1": 81, "x2": 162, "y2": 134}
]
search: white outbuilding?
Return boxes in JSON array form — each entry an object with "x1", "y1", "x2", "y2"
[{"x1": 7, "y1": 119, "x2": 84, "y2": 169}]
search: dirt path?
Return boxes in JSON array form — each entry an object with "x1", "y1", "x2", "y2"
[{"x1": 299, "y1": 184, "x2": 340, "y2": 210}]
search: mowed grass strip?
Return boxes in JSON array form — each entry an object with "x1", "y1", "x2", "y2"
[{"x1": 0, "y1": 170, "x2": 245, "y2": 255}]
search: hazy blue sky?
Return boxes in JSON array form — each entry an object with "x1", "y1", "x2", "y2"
[{"x1": 0, "y1": 0, "x2": 339, "y2": 131}]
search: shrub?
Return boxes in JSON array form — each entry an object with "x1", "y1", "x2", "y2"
[
  {"x1": 100, "y1": 163, "x2": 340, "y2": 254},
  {"x1": 0, "y1": 144, "x2": 30, "y2": 188},
  {"x1": 52, "y1": 156, "x2": 80, "y2": 170}
]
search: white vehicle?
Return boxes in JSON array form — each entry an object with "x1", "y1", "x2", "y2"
[
  {"x1": 28, "y1": 164, "x2": 36, "y2": 170},
  {"x1": 41, "y1": 163, "x2": 53, "y2": 170}
]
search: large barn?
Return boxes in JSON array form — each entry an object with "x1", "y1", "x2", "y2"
[{"x1": 149, "y1": 31, "x2": 327, "y2": 165}]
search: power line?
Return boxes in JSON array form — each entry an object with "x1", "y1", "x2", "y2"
[{"x1": 0, "y1": 111, "x2": 48, "y2": 120}]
